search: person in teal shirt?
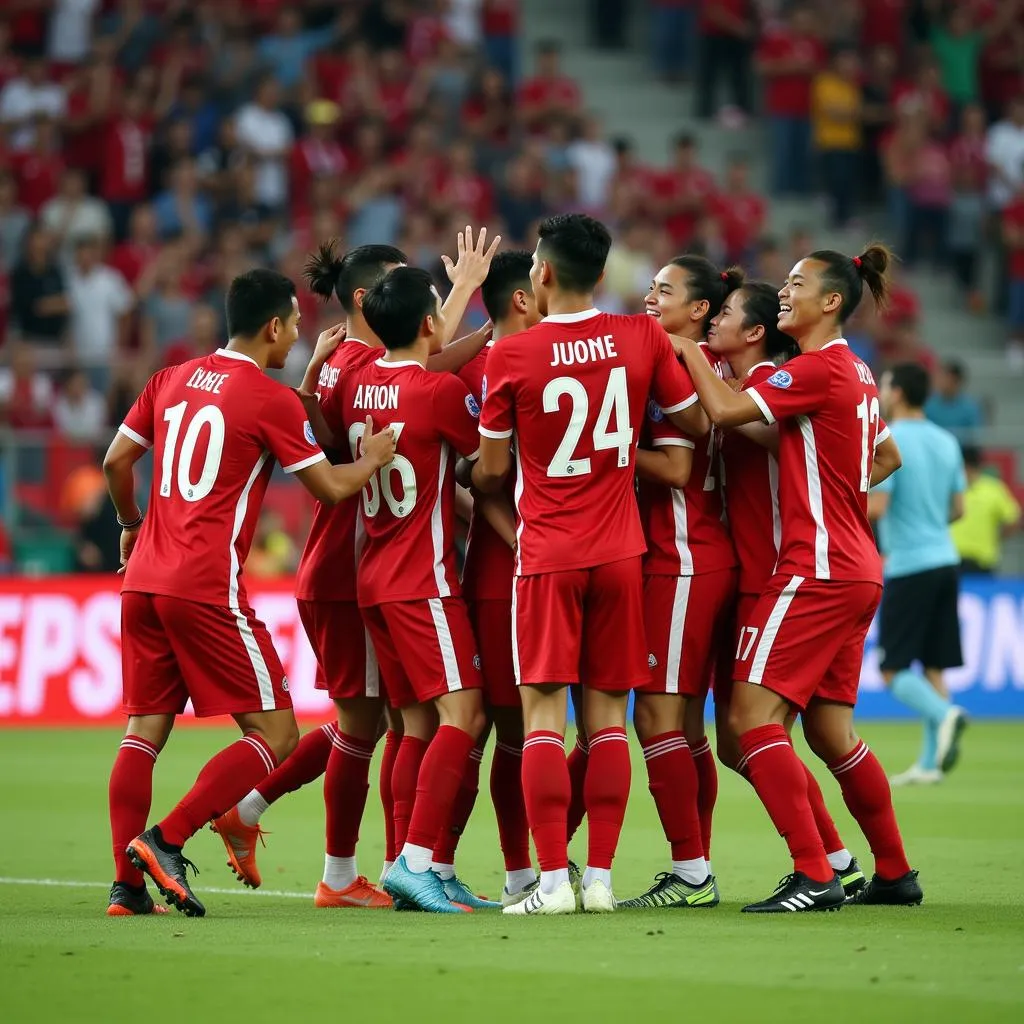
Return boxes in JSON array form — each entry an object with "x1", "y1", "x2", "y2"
[{"x1": 869, "y1": 364, "x2": 968, "y2": 785}]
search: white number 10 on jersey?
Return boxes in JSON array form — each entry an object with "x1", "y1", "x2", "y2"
[{"x1": 543, "y1": 366, "x2": 633, "y2": 478}]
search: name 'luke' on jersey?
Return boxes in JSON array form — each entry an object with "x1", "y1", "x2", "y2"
[
  {"x1": 478, "y1": 309, "x2": 699, "y2": 575},
  {"x1": 341, "y1": 357, "x2": 482, "y2": 607}
]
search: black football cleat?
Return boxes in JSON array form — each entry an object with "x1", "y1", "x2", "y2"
[
  {"x1": 838, "y1": 856, "x2": 867, "y2": 898},
  {"x1": 742, "y1": 872, "x2": 845, "y2": 914},
  {"x1": 847, "y1": 869, "x2": 923, "y2": 906},
  {"x1": 126, "y1": 826, "x2": 205, "y2": 917},
  {"x1": 106, "y1": 881, "x2": 169, "y2": 917}
]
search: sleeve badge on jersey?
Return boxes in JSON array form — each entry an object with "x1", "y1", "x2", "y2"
[
  {"x1": 767, "y1": 369, "x2": 793, "y2": 389},
  {"x1": 303, "y1": 420, "x2": 317, "y2": 446},
  {"x1": 465, "y1": 393, "x2": 481, "y2": 418},
  {"x1": 647, "y1": 398, "x2": 665, "y2": 422},
  {"x1": 481, "y1": 375, "x2": 488, "y2": 403}
]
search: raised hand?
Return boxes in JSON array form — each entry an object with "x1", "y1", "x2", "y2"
[
  {"x1": 441, "y1": 225, "x2": 502, "y2": 291},
  {"x1": 313, "y1": 322, "x2": 347, "y2": 363}
]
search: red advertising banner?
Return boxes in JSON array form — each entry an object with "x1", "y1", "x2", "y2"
[{"x1": 0, "y1": 576, "x2": 334, "y2": 725}]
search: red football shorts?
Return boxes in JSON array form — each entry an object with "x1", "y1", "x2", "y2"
[
  {"x1": 468, "y1": 599, "x2": 519, "y2": 708},
  {"x1": 361, "y1": 597, "x2": 481, "y2": 708},
  {"x1": 639, "y1": 567, "x2": 738, "y2": 698},
  {"x1": 733, "y1": 574, "x2": 882, "y2": 710},
  {"x1": 513, "y1": 556, "x2": 648, "y2": 692},
  {"x1": 121, "y1": 592, "x2": 291, "y2": 718},
  {"x1": 713, "y1": 591, "x2": 760, "y2": 706},
  {"x1": 296, "y1": 599, "x2": 381, "y2": 702}
]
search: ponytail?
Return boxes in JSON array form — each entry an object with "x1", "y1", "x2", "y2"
[
  {"x1": 303, "y1": 241, "x2": 409, "y2": 314},
  {"x1": 304, "y1": 239, "x2": 345, "y2": 303},
  {"x1": 670, "y1": 255, "x2": 745, "y2": 330}
]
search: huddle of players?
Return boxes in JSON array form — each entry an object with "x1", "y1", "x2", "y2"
[{"x1": 105, "y1": 211, "x2": 925, "y2": 919}]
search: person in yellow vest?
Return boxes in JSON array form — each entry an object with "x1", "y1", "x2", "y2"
[
  {"x1": 952, "y1": 446, "x2": 1022, "y2": 574},
  {"x1": 812, "y1": 46, "x2": 862, "y2": 229}
]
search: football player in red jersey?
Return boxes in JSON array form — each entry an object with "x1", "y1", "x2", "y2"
[
  {"x1": 344, "y1": 267, "x2": 492, "y2": 913},
  {"x1": 618, "y1": 255, "x2": 740, "y2": 911},
  {"x1": 211, "y1": 230, "x2": 499, "y2": 901},
  {"x1": 103, "y1": 270, "x2": 397, "y2": 917},
  {"x1": 677, "y1": 245, "x2": 921, "y2": 912},
  {"x1": 705, "y1": 279, "x2": 866, "y2": 899},
  {"x1": 474, "y1": 214, "x2": 707, "y2": 915},
  {"x1": 459, "y1": 250, "x2": 541, "y2": 906}
]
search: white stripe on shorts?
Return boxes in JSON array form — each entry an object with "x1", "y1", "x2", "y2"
[
  {"x1": 363, "y1": 625, "x2": 380, "y2": 699},
  {"x1": 665, "y1": 576, "x2": 691, "y2": 695},
  {"x1": 747, "y1": 576, "x2": 804, "y2": 686},
  {"x1": 428, "y1": 598, "x2": 462, "y2": 692}
]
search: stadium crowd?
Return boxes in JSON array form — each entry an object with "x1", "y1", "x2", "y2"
[{"x1": 0, "y1": 0, "x2": 1022, "y2": 574}]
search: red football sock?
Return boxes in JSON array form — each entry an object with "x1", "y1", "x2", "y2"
[
  {"x1": 491, "y1": 739, "x2": 531, "y2": 871},
  {"x1": 159, "y1": 734, "x2": 277, "y2": 848},
  {"x1": 109, "y1": 735, "x2": 159, "y2": 887},
  {"x1": 255, "y1": 721, "x2": 334, "y2": 805},
  {"x1": 324, "y1": 731, "x2": 375, "y2": 859},
  {"x1": 691, "y1": 737, "x2": 718, "y2": 862},
  {"x1": 565, "y1": 734, "x2": 589, "y2": 843},
  {"x1": 379, "y1": 729, "x2": 401, "y2": 862},
  {"x1": 523, "y1": 731, "x2": 570, "y2": 871},
  {"x1": 406, "y1": 725, "x2": 476, "y2": 851},
  {"x1": 391, "y1": 735, "x2": 429, "y2": 853},
  {"x1": 642, "y1": 732, "x2": 703, "y2": 863},
  {"x1": 585, "y1": 727, "x2": 631, "y2": 870},
  {"x1": 739, "y1": 724, "x2": 832, "y2": 883},
  {"x1": 829, "y1": 740, "x2": 911, "y2": 880},
  {"x1": 433, "y1": 742, "x2": 483, "y2": 864},
  {"x1": 803, "y1": 761, "x2": 845, "y2": 856}
]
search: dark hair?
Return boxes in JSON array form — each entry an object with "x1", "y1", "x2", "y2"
[
  {"x1": 806, "y1": 243, "x2": 892, "y2": 322},
  {"x1": 942, "y1": 359, "x2": 966, "y2": 382},
  {"x1": 669, "y1": 255, "x2": 745, "y2": 330},
  {"x1": 481, "y1": 250, "x2": 534, "y2": 322},
  {"x1": 225, "y1": 269, "x2": 296, "y2": 338},
  {"x1": 304, "y1": 239, "x2": 408, "y2": 314},
  {"x1": 735, "y1": 282, "x2": 799, "y2": 362},
  {"x1": 674, "y1": 132, "x2": 695, "y2": 149},
  {"x1": 888, "y1": 362, "x2": 930, "y2": 409},
  {"x1": 361, "y1": 266, "x2": 438, "y2": 350},
  {"x1": 960, "y1": 443, "x2": 983, "y2": 469},
  {"x1": 536, "y1": 213, "x2": 612, "y2": 293},
  {"x1": 536, "y1": 39, "x2": 561, "y2": 54}
]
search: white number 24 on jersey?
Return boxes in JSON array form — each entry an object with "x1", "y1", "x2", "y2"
[{"x1": 543, "y1": 367, "x2": 633, "y2": 478}]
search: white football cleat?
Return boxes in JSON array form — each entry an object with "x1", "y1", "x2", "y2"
[
  {"x1": 936, "y1": 706, "x2": 968, "y2": 774},
  {"x1": 581, "y1": 878, "x2": 616, "y2": 913},
  {"x1": 889, "y1": 764, "x2": 943, "y2": 787},
  {"x1": 502, "y1": 880, "x2": 576, "y2": 915}
]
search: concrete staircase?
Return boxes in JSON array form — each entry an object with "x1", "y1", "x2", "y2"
[{"x1": 519, "y1": 0, "x2": 1023, "y2": 566}]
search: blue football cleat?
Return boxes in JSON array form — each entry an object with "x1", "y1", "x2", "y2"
[
  {"x1": 438, "y1": 874, "x2": 501, "y2": 910},
  {"x1": 382, "y1": 856, "x2": 470, "y2": 913}
]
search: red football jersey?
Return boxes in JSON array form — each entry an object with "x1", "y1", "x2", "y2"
[
  {"x1": 294, "y1": 339, "x2": 380, "y2": 603},
  {"x1": 344, "y1": 358, "x2": 483, "y2": 606},
  {"x1": 720, "y1": 362, "x2": 782, "y2": 595},
  {"x1": 460, "y1": 343, "x2": 515, "y2": 601},
  {"x1": 479, "y1": 309, "x2": 698, "y2": 576},
  {"x1": 639, "y1": 345, "x2": 736, "y2": 578},
  {"x1": 745, "y1": 340, "x2": 888, "y2": 584},
  {"x1": 119, "y1": 349, "x2": 326, "y2": 609}
]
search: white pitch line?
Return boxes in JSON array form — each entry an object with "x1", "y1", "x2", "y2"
[{"x1": 0, "y1": 876, "x2": 311, "y2": 899}]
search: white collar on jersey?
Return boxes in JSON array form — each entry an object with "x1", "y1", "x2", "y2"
[
  {"x1": 374, "y1": 358, "x2": 422, "y2": 369},
  {"x1": 821, "y1": 339, "x2": 849, "y2": 350},
  {"x1": 540, "y1": 307, "x2": 601, "y2": 324},
  {"x1": 347, "y1": 337, "x2": 374, "y2": 348},
  {"x1": 745, "y1": 360, "x2": 777, "y2": 378},
  {"x1": 215, "y1": 347, "x2": 259, "y2": 368}
]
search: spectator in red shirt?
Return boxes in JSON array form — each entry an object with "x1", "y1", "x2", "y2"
[
  {"x1": 650, "y1": 1, "x2": 697, "y2": 84},
  {"x1": 860, "y1": 0, "x2": 908, "y2": 58},
  {"x1": 905, "y1": 126, "x2": 952, "y2": 268},
  {"x1": 757, "y1": 3, "x2": 825, "y2": 196},
  {"x1": 1003, "y1": 184, "x2": 1024, "y2": 343},
  {"x1": 695, "y1": 0, "x2": 757, "y2": 123},
  {"x1": 482, "y1": 0, "x2": 520, "y2": 83},
  {"x1": 463, "y1": 66, "x2": 515, "y2": 160},
  {"x1": 437, "y1": 139, "x2": 495, "y2": 224},
  {"x1": 893, "y1": 59, "x2": 951, "y2": 137},
  {"x1": 290, "y1": 99, "x2": 348, "y2": 217},
  {"x1": 711, "y1": 153, "x2": 766, "y2": 264},
  {"x1": 101, "y1": 89, "x2": 154, "y2": 241},
  {"x1": 518, "y1": 40, "x2": 581, "y2": 135},
  {"x1": 11, "y1": 116, "x2": 63, "y2": 213},
  {"x1": 0, "y1": 341, "x2": 54, "y2": 431},
  {"x1": 980, "y1": 14, "x2": 1024, "y2": 123},
  {"x1": 109, "y1": 204, "x2": 161, "y2": 294},
  {"x1": 656, "y1": 132, "x2": 718, "y2": 246}
]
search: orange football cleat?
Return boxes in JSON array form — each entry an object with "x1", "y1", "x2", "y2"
[
  {"x1": 210, "y1": 807, "x2": 267, "y2": 889},
  {"x1": 314, "y1": 876, "x2": 394, "y2": 909},
  {"x1": 106, "y1": 882, "x2": 170, "y2": 916}
]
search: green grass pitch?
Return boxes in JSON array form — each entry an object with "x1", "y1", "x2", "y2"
[{"x1": 2, "y1": 723, "x2": 1023, "y2": 1023}]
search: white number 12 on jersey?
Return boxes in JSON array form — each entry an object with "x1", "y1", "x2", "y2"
[
  {"x1": 856, "y1": 394, "x2": 881, "y2": 492},
  {"x1": 543, "y1": 366, "x2": 633, "y2": 478}
]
